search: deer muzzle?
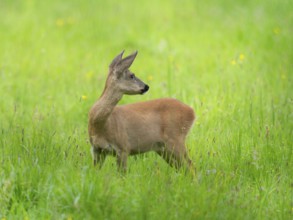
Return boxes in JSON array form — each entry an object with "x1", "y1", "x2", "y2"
[{"x1": 141, "y1": 84, "x2": 149, "y2": 94}]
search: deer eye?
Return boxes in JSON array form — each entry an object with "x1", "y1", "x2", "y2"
[{"x1": 130, "y1": 74, "x2": 135, "y2": 79}]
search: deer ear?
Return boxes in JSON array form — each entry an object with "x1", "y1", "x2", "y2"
[
  {"x1": 115, "y1": 51, "x2": 138, "y2": 72},
  {"x1": 109, "y1": 50, "x2": 125, "y2": 69}
]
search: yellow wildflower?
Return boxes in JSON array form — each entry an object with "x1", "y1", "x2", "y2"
[
  {"x1": 56, "y1": 19, "x2": 65, "y2": 27},
  {"x1": 273, "y1": 27, "x2": 280, "y2": 35},
  {"x1": 86, "y1": 71, "x2": 93, "y2": 80},
  {"x1": 81, "y1": 95, "x2": 87, "y2": 100},
  {"x1": 148, "y1": 75, "x2": 153, "y2": 81},
  {"x1": 239, "y1": 54, "x2": 245, "y2": 61},
  {"x1": 230, "y1": 60, "x2": 236, "y2": 65}
]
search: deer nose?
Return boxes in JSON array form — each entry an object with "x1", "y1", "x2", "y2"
[{"x1": 141, "y1": 84, "x2": 149, "y2": 94}]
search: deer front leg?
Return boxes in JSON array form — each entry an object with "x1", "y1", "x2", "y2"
[
  {"x1": 91, "y1": 146, "x2": 106, "y2": 168},
  {"x1": 116, "y1": 151, "x2": 129, "y2": 173}
]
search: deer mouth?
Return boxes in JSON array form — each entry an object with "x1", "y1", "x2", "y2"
[{"x1": 140, "y1": 84, "x2": 149, "y2": 94}]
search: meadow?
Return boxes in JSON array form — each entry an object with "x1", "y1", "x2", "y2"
[{"x1": 0, "y1": 0, "x2": 292, "y2": 219}]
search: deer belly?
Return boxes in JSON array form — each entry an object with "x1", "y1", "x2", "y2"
[{"x1": 129, "y1": 140, "x2": 163, "y2": 155}]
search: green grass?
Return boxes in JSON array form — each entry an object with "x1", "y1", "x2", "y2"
[{"x1": 0, "y1": 0, "x2": 292, "y2": 219}]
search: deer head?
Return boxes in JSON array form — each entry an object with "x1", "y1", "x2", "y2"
[{"x1": 107, "y1": 50, "x2": 149, "y2": 95}]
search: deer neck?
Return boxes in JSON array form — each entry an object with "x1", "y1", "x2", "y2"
[{"x1": 90, "y1": 84, "x2": 123, "y2": 125}]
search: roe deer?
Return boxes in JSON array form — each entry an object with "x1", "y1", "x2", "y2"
[{"x1": 88, "y1": 50, "x2": 195, "y2": 173}]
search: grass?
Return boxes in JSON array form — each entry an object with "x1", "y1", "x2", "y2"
[{"x1": 0, "y1": 0, "x2": 292, "y2": 219}]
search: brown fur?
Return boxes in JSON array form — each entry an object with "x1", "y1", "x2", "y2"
[{"x1": 88, "y1": 51, "x2": 196, "y2": 173}]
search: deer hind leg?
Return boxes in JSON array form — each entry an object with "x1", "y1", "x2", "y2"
[
  {"x1": 158, "y1": 139, "x2": 196, "y2": 174},
  {"x1": 116, "y1": 151, "x2": 129, "y2": 173},
  {"x1": 91, "y1": 146, "x2": 106, "y2": 168}
]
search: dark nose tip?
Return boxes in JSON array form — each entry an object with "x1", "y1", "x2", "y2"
[{"x1": 141, "y1": 84, "x2": 149, "y2": 94}]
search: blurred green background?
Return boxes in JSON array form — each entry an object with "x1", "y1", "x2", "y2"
[{"x1": 0, "y1": 0, "x2": 292, "y2": 219}]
